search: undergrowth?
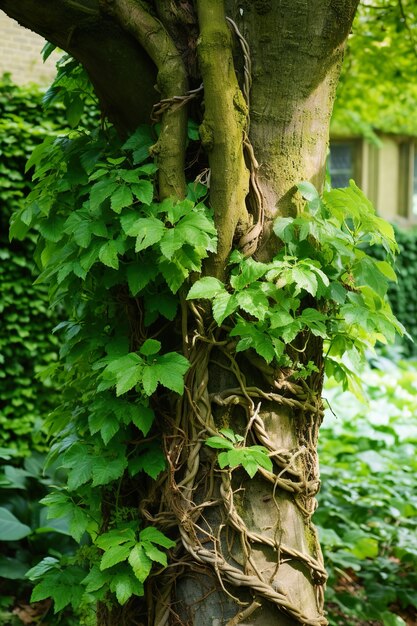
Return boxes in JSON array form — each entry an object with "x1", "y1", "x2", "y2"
[{"x1": 317, "y1": 356, "x2": 417, "y2": 626}]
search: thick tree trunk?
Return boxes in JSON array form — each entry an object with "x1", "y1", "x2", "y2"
[{"x1": 0, "y1": 1, "x2": 359, "y2": 624}]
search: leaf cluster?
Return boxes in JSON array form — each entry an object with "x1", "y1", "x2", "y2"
[
  {"x1": 189, "y1": 180, "x2": 406, "y2": 397},
  {"x1": 206, "y1": 428, "x2": 273, "y2": 478},
  {"x1": 11, "y1": 119, "x2": 216, "y2": 612}
]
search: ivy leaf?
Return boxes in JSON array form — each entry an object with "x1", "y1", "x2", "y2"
[
  {"x1": 142, "y1": 365, "x2": 159, "y2": 396},
  {"x1": 96, "y1": 528, "x2": 136, "y2": 551},
  {"x1": 206, "y1": 436, "x2": 235, "y2": 450},
  {"x1": 187, "y1": 277, "x2": 225, "y2": 300},
  {"x1": 273, "y1": 217, "x2": 294, "y2": 242},
  {"x1": 236, "y1": 287, "x2": 269, "y2": 321},
  {"x1": 291, "y1": 266, "x2": 318, "y2": 296},
  {"x1": 230, "y1": 258, "x2": 269, "y2": 290},
  {"x1": 91, "y1": 455, "x2": 128, "y2": 486},
  {"x1": 159, "y1": 259, "x2": 188, "y2": 293},
  {"x1": 230, "y1": 319, "x2": 276, "y2": 364},
  {"x1": 90, "y1": 178, "x2": 118, "y2": 210},
  {"x1": 128, "y1": 444, "x2": 166, "y2": 479},
  {"x1": 110, "y1": 185, "x2": 133, "y2": 213},
  {"x1": 131, "y1": 180, "x2": 154, "y2": 205},
  {"x1": 131, "y1": 404, "x2": 155, "y2": 436},
  {"x1": 100, "y1": 544, "x2": 132, "y2": 571},
  {"x1": 126, "y1": 260, "x2": 158, "y2": 296},
  {"x1": 139, "y1": 339, "x2": 161, "y2": 356},
  {"x1": 140, "y1": 527, "x2": 175, "y2": 549},
  {"x1": 110, "y1": 572, "x2": 143, "y2": 605},
  {"x1": 82, "y1": 566, "x2": 110, "y2": 593},
  {"x1": 99, "y1": 240, "x2": 120, "y2": 270},
  {"x1": 152, "y1": 352, "x2": 190, "y2": 394},
  {"x1": 116, "y1": 364, "x2": 143, "y2": 396},
  {"x1": 141, "y1": 542, "x2": 168, "y2": 566},
  {"x1": 128, "y1": 544, "x2": 152, "y2": 583},
  {"x1": 212, "y1": 292, "x2": 238, "y2": 325},
  {"x1": 133, "y1": 218, "x2": 165, "y2": 252}
]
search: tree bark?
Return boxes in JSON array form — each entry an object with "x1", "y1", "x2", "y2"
[{"x1": 0, "y1": 0, "x2": 158, "y2": 132}]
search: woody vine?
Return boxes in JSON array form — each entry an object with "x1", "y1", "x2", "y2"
[{"x1": 8, "y1": 1, "x2": 404, "y2": 625}]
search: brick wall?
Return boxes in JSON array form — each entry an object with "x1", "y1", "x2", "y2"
[{"x1": 0, "y1": 13, "x2": 58, "y2": 85}]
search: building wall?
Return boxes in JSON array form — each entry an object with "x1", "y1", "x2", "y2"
[
  {"x1": 0, "y1": 14, "x2": 57, "y2": 85},
  {"x1": 375, "y1": 137, "x2": 400, "y2": 222}
]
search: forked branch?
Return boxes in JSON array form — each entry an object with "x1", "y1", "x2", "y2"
[{"x1": 100, "y1": 0, "x2": 188, "y2": 199}]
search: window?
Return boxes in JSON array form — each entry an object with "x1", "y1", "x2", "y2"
[{"x1": 329, "y1": 141, "x2": 360, "y2": 188}]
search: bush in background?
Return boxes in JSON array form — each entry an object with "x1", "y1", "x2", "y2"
[
  {"x1": 388, "y1": 226, "x2": 417, "y2": 355},
  {"x1": 0, "y1": 76, "x2": 62, "y2": 456},
  {"x1": 317, "y1": 356, "x2": 417, "y2": 626}
]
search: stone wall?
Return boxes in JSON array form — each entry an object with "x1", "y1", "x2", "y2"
[{"x1": 0, "y1": 13, "x2": 58, "y2": 85}]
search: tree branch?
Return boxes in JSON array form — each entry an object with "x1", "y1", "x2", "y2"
[
  {"x1": 0, "y1": 0, "x2": 158, "y2": 132},
  {"x1": 101, "y1": 0, "x2": 188, "y2": 199},
  {"x1": 196, "y1": 0, "x2": 250, "y2": 279}
]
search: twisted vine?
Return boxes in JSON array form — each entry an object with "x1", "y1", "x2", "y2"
[{"x1": 144, "y1": 299, "x2": 327, "y2": 625}]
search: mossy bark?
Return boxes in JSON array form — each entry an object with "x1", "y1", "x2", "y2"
[{"x1": 196, "y1": 0, "x2": 250, "y2": 279}]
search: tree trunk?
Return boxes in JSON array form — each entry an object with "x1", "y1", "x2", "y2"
[{"x1": 0, "y1": 1, "x2": 359, "y2": 624}]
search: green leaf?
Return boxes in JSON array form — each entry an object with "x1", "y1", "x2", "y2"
[
  {"x1": 141, "y1": 542, "x2": 168, "y2": 566},
  {"x1": 212, "y1": 292, "x2": 238, "y2": 325},
  {"x1": 110, "y1": 572, "x2": 140, "y2": 605},
  {"x1": 152, "y1": 352, "x2": 190, "y2": 394},
  {"x1": 99, "y1": 240, "x2": 120, "y2": 270},
  {"x1": 116, "y1": 364, "x2": 143, "y2": 396},
  {"x1": 100, "y1": 544, "x2": 132, "y2": 571},
  {"x1": 110, "y1": 185, "x2": 133, "y2": 213},
  {"x1": 130, "y1": 404, "x2": 155, "y2": 436},
  {"x1": 90, "y1": 178, "x2": 118, "y2": 210},
  {"x1": 140, "y1": 527, "x2": 175, "y2": 549},
  {"x1": 139, "y1": 339, "x2": 161, "y2": 356},
  {"x1": 291, "y1": 266, "x2": 318, "y2": 296},
  {"x1": 96, "y1": 528, "x2": 136, "y2": 551},
  {"x1": 82, "y1": 566, "x2": 110, "y2": 593},
  {"x1": 38, "y1": 215, "x2": 65, "y2": 243},
  {"x1": 205, "y1": 436, "x2": 235, "y2": 450},
  {"x1": 128, "y1": 544, "x2": 152, "y2": 583},
  {"x1": 273, "y1": 217, "x2": 294, "y2": 242},
  {"x1": 142, "y1": 365, "x2": 159, "y2": 396},
  {"x1": 92, "y1": 456, "x2": 128, "y2": 486},
  {"x1": 230, "y1": 258, "x2": 269, "y2": 290},
  {"x1": 187, "y1": 277, "x2": 225, "y2": 300},
  {"x1": 132, "y1": 217, "x2": 165, "y2": 252},
  {"x1": 26, "y1": 557, "x2": 59, "y2": 581},
  {"x1": 128, "y1": 444, "x2": 166, "y2": 479},
  {"x1": 159, "y1": 228, "x2": 186, "y2": 259},
  {"x1": 159, "y1": 259, "x2": 188, "y2": 293},
  {"x1": 126, "y1": 260, "x2": 158, "y2": 296},
  {"x1": 131, "y1": 180, "x2": 154, "y2": 205},
  {"x1": 297, "y1": 180, "x2": 320, "y2": 202},
  {"x1": 236, "y1": 287, "x2": 269, "y2": 320}
]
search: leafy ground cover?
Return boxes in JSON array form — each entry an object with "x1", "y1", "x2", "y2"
[{"x1": 317, "y1": 355, "x2": 417, "y2": 626}]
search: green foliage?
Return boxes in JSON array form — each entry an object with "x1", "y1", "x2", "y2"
[
  {"x1": 370, "y1": 226, "x2": 417, "y2": 356},
  {"x1": 332, "y1": 0, "x2": 417, "y2": 137},
  {"x1": 0, "y1": 78, "x2": 65, "y2": 456},
  {"x1": 317, "y1": 358, "x2": 417, "y2": 625},
  {"x1": 189, "y1": 180, "x2": 405, "y2": 398},
  {"x1": 0, "y1": 453, "x2": 78, "y2": 621},
  {"x1": 206, "y1": 428, "x2": 273, "y2": 478},
  {"x1": 13, "y1": 116, "x2": 216, "y2": 613}
]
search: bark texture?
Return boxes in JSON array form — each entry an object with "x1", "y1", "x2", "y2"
[{"x1": 0, "y1": 1, "x2": 359, "y2": 624}]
